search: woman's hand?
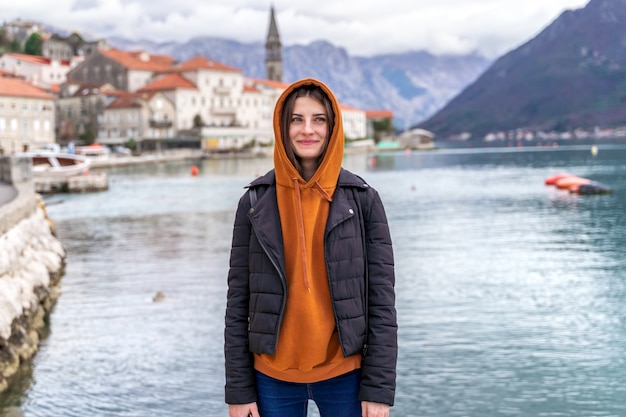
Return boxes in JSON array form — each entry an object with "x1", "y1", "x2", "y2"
[
  {"x1": 362, "y1": 401, "x2": 390, "y2": 417},
  {"x1": 228, "y1": 402, "x2": 260, "y2": 417}
]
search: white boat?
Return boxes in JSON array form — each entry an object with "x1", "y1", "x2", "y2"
[{"x1": 24, "y1": 152, "x2": 91, "y2": 178}]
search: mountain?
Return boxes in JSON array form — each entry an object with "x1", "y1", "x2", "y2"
[
  {"x1": 417, "y1": 0, "x2": 626, "y2": 139},
  {"x1": 108, "y1": 36, "x2": 491, "y2": 130}
]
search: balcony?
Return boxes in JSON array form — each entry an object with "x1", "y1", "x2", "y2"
[
  {"x1": 213, "y1": 86, "x2": 231, "y2": 95},
  {"x1": 149, "y1": 119, "x2": 173, "y2": 128},
  {"x1": 211, "y1": 107, "x2": 237, "y2": 116}
]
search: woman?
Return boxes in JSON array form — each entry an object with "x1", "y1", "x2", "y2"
[{"x1": 225, "y1": 78, "x2": 397, "y2": 417}]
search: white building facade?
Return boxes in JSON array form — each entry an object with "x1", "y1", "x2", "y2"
[
  {"x1": 0, "y1": 53, "x2": 76, "y2": 89},
  {"x1": 0, "y1": 78, "x2": 55, "y2": 154}
]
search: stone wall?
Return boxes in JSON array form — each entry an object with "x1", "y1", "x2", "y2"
[{"x1": 0, "y1": 156, "x2": 65, "y2": 392}]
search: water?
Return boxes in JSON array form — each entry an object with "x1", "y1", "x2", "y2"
[{"x1": 2, "y1": 145, "x2": 626, "y2": 416}]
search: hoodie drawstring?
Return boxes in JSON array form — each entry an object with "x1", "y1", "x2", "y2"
[{"x1": 292, "y1": 177, "x2": 333, "y2": 292}]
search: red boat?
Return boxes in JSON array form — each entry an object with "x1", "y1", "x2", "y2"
[
  {"x1": 554, "y1": 176, "x2": 591, "y2": 190},
  {"x1": 544, "y1": 173, "x2": 573, "y2": 185},
  {"x1": 544, "y1": 173, "x2": 612, "y2": 194}
]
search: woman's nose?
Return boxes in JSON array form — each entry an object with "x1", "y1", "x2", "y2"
[{"x1": 302, "y1": 119, "x2": 314, "y2": 132}]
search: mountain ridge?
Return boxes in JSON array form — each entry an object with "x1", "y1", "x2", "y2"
[
  {"x1": 107, "y1": 36, "x2": 491, "y2": 130},
  {"x1": 417, "y1": 0, "x2": 626, "y2": 139}
]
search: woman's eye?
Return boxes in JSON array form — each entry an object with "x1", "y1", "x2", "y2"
[
  {"x1": 291, "y1": 117, "x2": 302, "y2": 123},
  {"x1": 314, "y1": 117, "x2": 326, "y2": 124}
]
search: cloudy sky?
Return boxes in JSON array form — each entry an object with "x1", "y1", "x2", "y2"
[{"x1": 5, "y1": 0, "x2": 590, "y2": 58}]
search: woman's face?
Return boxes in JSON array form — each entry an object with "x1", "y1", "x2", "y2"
[{"x1": 288, "y1": 96, "x2": 329, "y2": 163}]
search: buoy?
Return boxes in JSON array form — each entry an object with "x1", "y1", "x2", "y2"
[
  {"x1": 190, "y1": 165, "x2": 199, "y2": 176},
  {"x1": 591, "y1": 145, "x2": 598, "y2": 156}
]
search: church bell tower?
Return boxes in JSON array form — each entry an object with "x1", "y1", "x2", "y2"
[{"x1": 265, "y1": 6, "x2": 283, "y2": 82}]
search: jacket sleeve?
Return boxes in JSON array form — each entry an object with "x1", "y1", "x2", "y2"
[
  {"x1": 224, "y1": 191, "x2": 257, "y2": 404},
  {"x1": 358, "y1": 187, "x2": 398, "y2": 406}
]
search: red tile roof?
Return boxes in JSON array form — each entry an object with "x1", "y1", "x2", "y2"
[
  {"x1": 106, "y1": 91, "x2": 163, "y2": 109},
  {"x1": 0, "y1": 78, "x2": 55, "y2": 100},
  {"x1": 175, "y1": 56, "x2": 241, "y2": 73},
  {"x1": 106, "y1": 92, "x2": 142, "y2": 109},
  {"x1": 99, "y1": 48, "x2": 175, "y2": 72},
  {"x1": 365, "y1": 110, "x2": 394, "y2": 119},
  {"x1": 0, "y1": 69, "x2": 23, "y2": 79},
  {"x1": 243, "y1": 85, "x2": 261, "y2": 93},
  {"x1": 128, "y1": 51, "x2": 176, "y2": 67},
  {"x1": 138, "y1": 73, "x2": 197, "y2": 92},
  {"x1": 340, "y1": 104, "x2": 361, "y2": 111},
  {"x1": 48, "y1": 83, "x2": 61, "y2": 94},
  {"x1": 2, "y1": 52, "x2": 71, "y2": 66}
]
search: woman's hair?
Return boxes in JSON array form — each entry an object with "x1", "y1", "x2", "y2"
[{"x1": 280, "y1": 84, "x2": 335, "y2": 175}]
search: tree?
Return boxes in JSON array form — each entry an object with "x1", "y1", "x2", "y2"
[
  {"x1": 9, "y1": 40, "x2": 21, "y2": 52},
  {"x1": 193, "y1": 113, "x2": 204, "y2": 129},
  {"x1": 0, "y1": 29, "x2": 8, "y2": 51},
  {"x1": 79, "y1": 126, "x2": 96, "y2": 145},
  {"x1": 372, "y1": 118, "x2": 394, "y2": 142},
  {"x1": 24, "y1": 32, "x2": 43, "y2": 56}
]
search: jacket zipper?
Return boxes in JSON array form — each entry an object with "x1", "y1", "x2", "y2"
[
  {"x1": 249, "y1": 215, "x2": 287, "y2": 352},
  {"x1": 324, "y1": 202, "x2": 356, "y2": 358}
]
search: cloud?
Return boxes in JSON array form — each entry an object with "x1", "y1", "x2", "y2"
[{"x1": 3, "y1": 0, "x2": 590, "y2": 58}]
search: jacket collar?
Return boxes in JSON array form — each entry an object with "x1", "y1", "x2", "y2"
[{"x1": 247, "y1": 168, "x2": 368, "y2": 190}]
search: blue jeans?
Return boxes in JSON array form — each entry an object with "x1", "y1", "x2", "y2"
[{"x1": 255, "y1": 370, "x2": 362, "y2": 417}]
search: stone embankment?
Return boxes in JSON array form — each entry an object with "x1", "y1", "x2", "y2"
[{"x1": 0, "y1": 156, "x2": 65, "y2": 392}]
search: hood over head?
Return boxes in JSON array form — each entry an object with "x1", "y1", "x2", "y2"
[{"x1": 273, "y1": 78, "x2": 344, "y2": 190}]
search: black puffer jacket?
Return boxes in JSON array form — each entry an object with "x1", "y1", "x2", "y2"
[{"x1": 224, "y1": 168, "x2": 397, "y2": 405}]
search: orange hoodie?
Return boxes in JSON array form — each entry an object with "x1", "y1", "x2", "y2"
[{"x1": 254, "y1": 78, "x2": 362, "y2": 383}]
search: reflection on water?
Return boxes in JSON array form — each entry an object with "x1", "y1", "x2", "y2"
[{"x1": 2, "y1": 146, "x2": 626, "y2": 416}]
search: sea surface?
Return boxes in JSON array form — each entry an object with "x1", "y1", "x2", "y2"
[{"x1": 2, "y1": 144, "x2": 626, "y2": 417}]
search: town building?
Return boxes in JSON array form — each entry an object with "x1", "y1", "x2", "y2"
[
  {"x1": 396, "y1": 127, "x2": 435, "y2": 149},
  {"x1": 99, "y1": 90, "x2": 176, "y2": 147},
  {"x1": 0, "y1": 52, "x2": 77, "y2": 91},
  {"x1": 365, "y1": 110, "x2": 395, "y2": 142},
  {"x1": 42, "y1": 33, "x2": 109, "y2": 61},
  {"x1": 55, "y1": 82, "x2": 124, "y2": 144},
  {"x1": 66, "y1": 48, "x2": 175, "y2": 92},
  {"x1": 341, "y1": 104, "x2": 367, "y2": 139},
  {"x1": 0, "y1": 77, "x2": 55, "y2": 154}
]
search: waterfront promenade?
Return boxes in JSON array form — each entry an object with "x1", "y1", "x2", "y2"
[
  {"x1": 0, "y1": 155, "x2": 66, "y2": 395},
  {"x1": 0, "y1": 182, "x2": 17, "y2": 207}
]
